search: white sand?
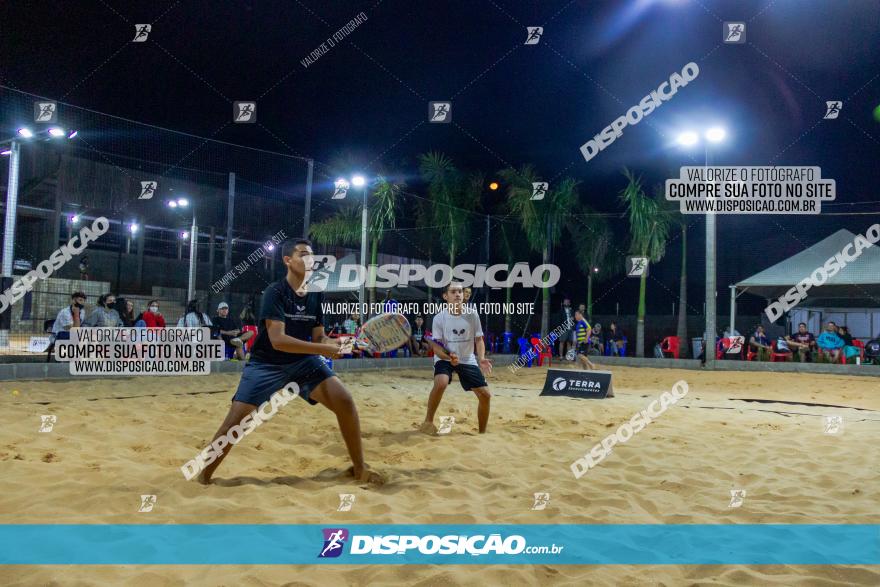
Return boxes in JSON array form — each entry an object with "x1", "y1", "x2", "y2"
[{"x1": 1, "y1": 363, "x2": 878, "y2": 585}]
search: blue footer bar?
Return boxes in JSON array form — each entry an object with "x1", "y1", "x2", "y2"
[{"x1": 1, "y1": 524, "x2": 878, "y2": 565}]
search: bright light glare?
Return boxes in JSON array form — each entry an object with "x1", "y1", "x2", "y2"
[
  {"x1": 129, "y1": 223, "x2": 139, "y2": 234},
  {"x1": 17, "y1": 128, "x2": 34, "y2": 138},
  {"x1": 705, "y1": 127, "x2": 727, "y2": 143},
  {"x1": 71, "y1": 214, "x2": 81, "y2": 224},
  {"x1": 351, "y1": 175, "x2": 366, "y2": 187},
  {"x1": 167, "y1": 201, "x2": 178, "y2": 208},
  {"x1": 177, "y1": 198, "x2": 189, "y2": 207},
  {"x1": 67, "y1": 130, "x2": 78, "y2": 139},
  {"x1": 0, "y1": 149, "x2": 10, "y2": 156},
  {"x1": 48, "y1": 128, "x2": 65, "y2": 137},
  {"x1": 677, "y1": 131, "x2": 699, "y2": 146},
  {"x1": 181, "y1": 231, "x2": 189, "y2": 240}
]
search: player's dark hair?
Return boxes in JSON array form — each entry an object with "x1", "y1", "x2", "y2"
[
  {"x1": 282, "y1": 238, "x2": 312, "y2": 258},
  {"x1": 799, "y1": 322, "x2": 807, "y2": 328},
  {"x1": 444, "y1": 281, "x2": 464, "y2": 293}
]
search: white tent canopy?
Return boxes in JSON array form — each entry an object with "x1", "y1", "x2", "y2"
[{"x1": 731, "y1": 228, "x2": 880, "y2": 333}]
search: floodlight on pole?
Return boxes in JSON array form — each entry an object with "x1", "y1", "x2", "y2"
[
  {"x1": 17, "y1": 128, "x2": 33, "y2": 139},
  {"x1": 48, "y1": 128, "x2": 66, "y2": 138},
  {"x1": 177, "y1": 198, "x2": 189, "y2": 207},
  {"x1": 675, "y1": 123, "x2": 728, "y2": 366},
  {"x1": 677, "y1": 131, "x2": 698, "y2": 146},
  {"x1": 352, "y1": 175, "x2": 366, "y2": 187},
  {"x1": 706, "y1": 127, "x2": 726, "y2": 143}
]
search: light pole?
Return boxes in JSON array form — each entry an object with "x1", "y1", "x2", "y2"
[
  {"x1": 1, "y1": 127, "x2": 77, "y2": 277},
  {"x1": 351, "y1": 175, "x2": 368, "y2": 322},
  {"x1": 1, "y1": 127, "x2": 76, "y2": 347},
  {"x1": 167, "y1": 198, "x2": 196, "y2": 301},
  {"x1": 677, "y1": 126, "x2": 726, "y2": 367}
]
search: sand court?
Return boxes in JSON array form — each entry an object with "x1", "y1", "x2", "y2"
[{"x1": 1, "y1": 363, "x2": 878, "y2": 584}]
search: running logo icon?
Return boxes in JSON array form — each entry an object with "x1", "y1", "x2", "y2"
[
  {"x1": 138, "y1": 495, "x2": 157, "y2": 512},
  {"x1": 552, "y1": 377, "x2": 567, "y2": 391},
  {"x1": 139, "y1": 181, "x2": 157, "y2": 200},
  {"x1": 39, "y1": 415, "x2": 57, "y2": 432},
  {"x1": 34, "y1": 102, "x2": 57, "y2": 123},
  {"x1": 531, "y1": 182, "x2": 548, "y2": 201},
  {"x1": 337, "y1": 494, "x2": 356, "y2": 512},
  {"x1": 437, "y1": 415, "x2": 455, "y2": 435},
  {"x1": 627, "y1": 257, "x2": 649, "y2": 277},
  {"x1": 524, "y1": 27, "x2": 543, "y2": 45},
  {"x1": 531, "y1": 492, "x2": 550, "y2": 510},
  {"x1": 429, "y1": 101, "x2": 452, "y2": 123},
  {"x1": 823, "y1": 415, "x2": 843, "y2": 434},
  {"x1": 723, "y1": 22, "x2": 745, "y2": 43},
  {"x1": 318, "y1": 528, "x2": 349, "y2": 558},
  {"x1": 133, "y1": 24, "x2": 151, "y2": 42},
  {"x1": 728, "y1": 489, "x2": 746, "y2": 508},
  {"x1": 301, "y1": 255, "x2": 336, "y2": 293},
  {"x1": 824, "y1": 101, "x2": 842, "y2": 119},
  {"x1": 333, "y1": 179, "x2": 350, "y2": 199},
  {"x1": 234, "y1": 101, "x2": 257, "y2": 123}
]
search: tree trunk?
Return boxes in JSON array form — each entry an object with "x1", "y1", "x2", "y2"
[
  {"x1": 368, "y1": 236, "x2": 378, "y2": 308},
  {"x1": 636, "y1": 270, "x2": 647, "y2": 357},
  {"x1": 504, "y1": 284, "x2": 512, "y2": 333},
  {"x1": 587, "y1": 272, "x2": 594, "y2": 322},
  {"x1": 541, "y1": 245, "x2": 549, "y2": 337},
  {"x1": 676, "y1": 226, "x2": 688, "y2": 357}
]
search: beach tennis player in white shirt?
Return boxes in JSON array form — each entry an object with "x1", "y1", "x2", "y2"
[{"x1": 420, "y1": 282, "x2": 493, "y2": 434}]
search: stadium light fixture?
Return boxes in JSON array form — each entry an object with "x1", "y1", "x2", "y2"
[
  {"x1": 181, "y1": 231, "x2": 189, "y2": 240},
  {"x1": 48, "y1": 127, "x2": 66, "y2": 138},
  {"x1": 489, "y1": 181, "x2": 499, "y2": 191},
  {"x1": 706, "y1": 126, "x2": 727, "y2": 143},
  {"x1": 17, "y1": 128, "x2": 34, "y2": 138},
  {"x1": 68, "y1": 130, "x2": 78, "y2": 139},
  {"x1": 70, "y1": 214, "x2": 81, "y2": 224},
  {"x1": 0, "y1": 149, "x2": 10, "y2": 156},
  {"x1": 677, "y1": 131, "x2": 699, "y2": 146},
  {"x1": 177, "y1": 198, "x2": 189, "y2": 207},
  {"x1": 129, "y1": 223, "x2": 139, "y2": 234},
  {"x1": 351, "y1": 175, "x2": 366, "y2": 187},
  {"x1": 167, "y1": 200, "x2": 177, "y2": 208}
]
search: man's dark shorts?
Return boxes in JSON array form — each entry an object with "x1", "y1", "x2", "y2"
[
  {"x1": 233, "y1": 356, "x2": 334, "y2": 406},
  {"x1": 433, "y1": 360, "x2": 487, "y2": 390},
  {"x1": 576, "y1": 342, "x2": 590, "y2": 356}
]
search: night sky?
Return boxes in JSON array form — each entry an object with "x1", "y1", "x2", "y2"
[{"x1": 2, "y1": 0, "x2": 880, "y2": 315}]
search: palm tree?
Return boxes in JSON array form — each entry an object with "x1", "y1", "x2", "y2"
[
  {"x1": 618, "y1": 169, "x2": 669, "y2": 357},
  {"x1": 501, "y1": 166, "x2": 578, "y2": 337},
  {"x1": 309, "y1": 175, "x2": 403, "y2": 308},
  {"x1": 418, "y1": 152, "x2": 480, "y2": 266},
  {"x1": 568, "y1": 208, "x2": 617, "y2": 321},
  {"x1": 657, "y1": 185, "x2": 690, "y2": 357}
]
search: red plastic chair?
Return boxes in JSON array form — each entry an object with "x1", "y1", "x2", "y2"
[
  {"x1": 660, "y1": 336, "x2": 680, "y2": 359},
  {"x1": 241, "y1": 325, "x2": 258, "y2": 351},
  {"x1": 770, "y1": 340, "x2": 791, "y2": 362},
  {"x1": 852, "y1": 339, "x2": 865, "y2": 363},
  {"x1": 530, "y1": 337, "x2": 552, "y2": 367}
]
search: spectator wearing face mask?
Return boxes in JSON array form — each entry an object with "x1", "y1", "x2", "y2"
[
  {"x1": 83, "y1": 293, "x2": 122, "y2": 327},
  {"x1": 52, "y1": 291, "x2": 88, "y2": 340},
  {"x1": 140, "y1": 299, "x2": 166, "y2": 327}
]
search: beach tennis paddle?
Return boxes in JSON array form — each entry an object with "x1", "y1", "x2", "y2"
[{"x1": 342, "y1": 312, "x2": 411, "y2": 354}]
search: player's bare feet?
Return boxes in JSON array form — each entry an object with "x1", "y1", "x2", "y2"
[
  {"x1": 346, "y1": 465, "x2": 385, "y2": 485},
  {"x1": 418, "y1": 421, "x2": 438, "y2": 435}
]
